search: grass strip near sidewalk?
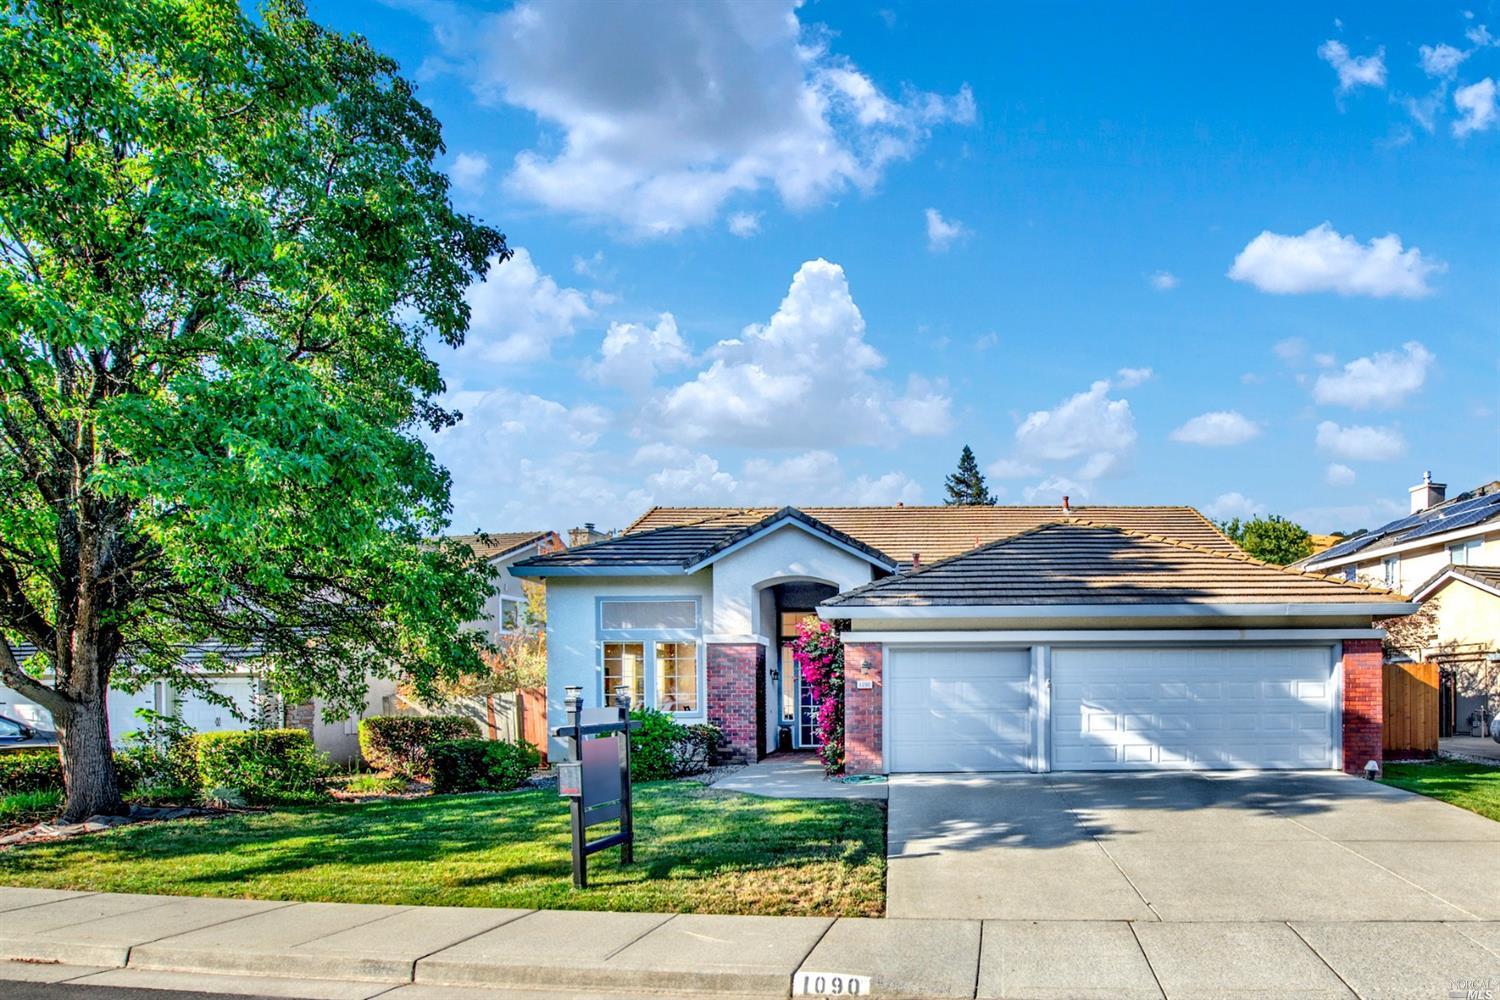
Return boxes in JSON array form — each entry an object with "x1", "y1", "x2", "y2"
[
  {"x1": 1381, "y1": 761, "x2": 1500, "y2": 822},
  {"x1": 0, "y1": 781, "x2": 885, "y2": 917}
]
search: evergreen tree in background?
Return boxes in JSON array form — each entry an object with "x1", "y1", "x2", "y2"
[
  {"x1": 1216, "y1": 515, "x2": 1315, "y2": 565},
  {"x1": 944, "y1": 446, "x2": 997, "y2": 505}
]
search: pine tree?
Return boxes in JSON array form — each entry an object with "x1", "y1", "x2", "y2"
[{"x1": 944, "y1": 445, "x2": 997, "y2": 505}]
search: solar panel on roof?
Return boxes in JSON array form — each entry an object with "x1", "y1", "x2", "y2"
[
  {"x1": 1397, "y1": 504, "x2": 1500, "y2": 542},
  {"x1": 1311, "y1": 531, "x2": 1386, "y2": 563}
]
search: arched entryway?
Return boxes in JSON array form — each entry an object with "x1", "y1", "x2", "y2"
[{"x1": 757, "y1": 579, "x2": 839, "y2": 755}]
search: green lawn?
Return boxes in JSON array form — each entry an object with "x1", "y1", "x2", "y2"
[
  {"x1": 0, "y1": 782, "x2": 885, "y2": 917},
  {"x1": 1381, "y1": 761, "x2": 1500, "y2": 822}
]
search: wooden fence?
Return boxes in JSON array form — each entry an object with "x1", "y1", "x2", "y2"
[{"x1": 1383, "y1": 661, "x2": 1438, "y2": 757}]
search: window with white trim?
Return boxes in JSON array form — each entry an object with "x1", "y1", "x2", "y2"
[
  {"x1": 500, "y1": 595, "x2": 522, "y2": 633},
  {"x1": 655, "y1": 642, "x2": 699, "y2": 712},
  {"x1": 603, "y1": 642, "x2": 646, "y2": 707},
  {"x1": 597, "y1": 598, "x2": 702, "y2": 715},
  {"x1": 1382, "y1": 555, "x2": 1399, "y2": 588},
  {"x1": 1449, "y1": 539, "x2": 1481, "y2": 565}
]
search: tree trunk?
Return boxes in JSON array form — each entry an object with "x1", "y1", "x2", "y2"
[{"x1": 56, "y1": 694, "x2": 125, "y2": 822}]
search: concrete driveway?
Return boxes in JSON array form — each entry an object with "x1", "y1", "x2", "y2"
[{"x1": 887, "y1": 771, "x2": 1500, "y2": 922}]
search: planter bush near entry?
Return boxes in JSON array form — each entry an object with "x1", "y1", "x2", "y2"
[
  {"x1": 628, "y1": 708, "x2": 726, "y2": 781},
  {"x1": 428, "y1": 739, "x2": 540, "y2": 794},
  {"x1": 358, "y1": 715, "x2": 480, "y2": 779},
  {"x1": 191, "y1": 730, "x2": 328, "y2": 805},
  {"x1": 792, "y1": 619, "x2": 845, "y2": 775}
]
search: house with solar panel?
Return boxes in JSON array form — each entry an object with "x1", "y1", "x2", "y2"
[{"x1": 1299, "y1": 473, "x2": 1500, "y2": 740}]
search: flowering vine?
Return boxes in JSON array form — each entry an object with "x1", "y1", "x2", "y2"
[{"x1": 791, "y1": 617, "x2": 844, "y2": 775}]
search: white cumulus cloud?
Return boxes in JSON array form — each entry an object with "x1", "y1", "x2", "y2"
[
  {"x1": 1169, "y1": 411, "x2": 1261, "y2": 447},
  {"x1": 586, "y1": 313, "x2": 693, "y2": 393},
  {"x1": 422, "y1": 1, "x2": 974, "y2": 235},
  {"x1": 727, "y1": 212, "x2": 762, "y2": 238},
  {"x1": 1115, "y1": 367, "x2": 1154, "y2": 389},
  {"x1": 1325, "y1": 463, "x2": 1357, "y2": 486},
  {"x1": 1312, "y1": 341, "x2": 1434, "y2": 409},
  {"x1": 1203, "y1": 492, "x2": 1266, "y2": 520},
  {"x1": 1148, "y1": 270, "x2": 1179, "y2": 291},
  {"x1": 925, "y1": 208, "x2": 967, "y2": 252},
  {"x1": 1454, "y1": 78, "x2": 1498, "y2": 136},
  {"x1": 1315, "y1": 420, "x2": 1406, "y2": 461},
  {"x1": 449, "y1": 152, "x2": 491, "y2": 193},
  {"x1": 1419, "y1": 43, "x2": 1468, "y2": 78},
  {"x1": 655, "y1": 259, "x2": 950, "y2": 446},
  {"x1": 1015, "y1": 380, "x2": 1136, "y2": 482},
  {"x1": 1228, "y1": 223, "x2": 1442, "y2": 298},
  {"x1": 1318, "y1": 40, "x2": 1387, "y2": 92},
  {"x1": 459, "y1": 249, "x2": 592, "y2": 364}
]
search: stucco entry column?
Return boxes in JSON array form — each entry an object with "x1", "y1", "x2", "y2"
[
  {"x1": 1341, "y1": 638, "x2": 1384, "y2": 774},
  {"x1": 844, "y1": 642, "x2": 883, "y2": 774},
  {"x1": 705, "y1": 642, "x2": 765, "y2": 762}
]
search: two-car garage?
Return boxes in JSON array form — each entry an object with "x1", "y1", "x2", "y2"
[{"x1": 884, "y1": 644, "x2": 1340, "y2": 773}]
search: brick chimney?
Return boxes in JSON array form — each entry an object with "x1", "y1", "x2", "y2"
[
  {"x1": 1061, "y1": 495, "x2": 1071, "y2": 513},
  {"x1": 1408, "y1": 471, "x2": 1446, "y2": 514},
  {"x1": 568, "y1": 522, "x2": 609, "y2": 548}
]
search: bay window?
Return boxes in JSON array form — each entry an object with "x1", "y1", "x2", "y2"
[{"x1": 597, "y1": 597, "x2": 703, "y2": 716}]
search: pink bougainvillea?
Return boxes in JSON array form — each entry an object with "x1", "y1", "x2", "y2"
[{"x1": 791, "y1": 618, "x2": 844, "y2": 775}]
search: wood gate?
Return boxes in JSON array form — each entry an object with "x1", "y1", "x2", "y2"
[{"x1": 1383, "y1": 662, "x2": 1438, "y2": 757}]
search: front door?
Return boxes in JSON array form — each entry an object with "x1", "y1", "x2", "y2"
[{"x1": 779, "y1": 611, "x2": 822, "y2": 750}]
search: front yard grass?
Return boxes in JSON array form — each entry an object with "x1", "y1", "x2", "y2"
[
  {"x1": 0, "y1": 781, "x2": 885, "y2": 917},
  {"x1": 1381, "y1": 761, "x2": 1500, "y2": 822}
]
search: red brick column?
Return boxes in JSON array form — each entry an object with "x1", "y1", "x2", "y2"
[
  {"x1": 844, "y1": 642, "x2": 883, "y2": 774},
  {"x1": 1342, "y1": 638, "x2": 1384, "y2": 774},
  {"x1": 706, "y1": 642, "x2": 764, "y2": 762}
]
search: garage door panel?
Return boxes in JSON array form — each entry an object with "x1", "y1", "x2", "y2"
[
  {"x1": 1051, "y1": 646, "x2": 1334, "y2": 771},
  {"x1": 888, "y1": 648, "x2": 1031, "y2": 773}
]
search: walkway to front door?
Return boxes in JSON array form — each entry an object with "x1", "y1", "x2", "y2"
[{"x1": 887, "y1": 771, "x2": 1500, "y2": 921}]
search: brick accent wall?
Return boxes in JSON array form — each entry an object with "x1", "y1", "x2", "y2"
[
  {"x1": 844, "y1": 642, "x2": 883, "y2": 774},
  {"x1": 1342, "y1": 638, "x2": 1384, "y2": 774},
  {"x1": 706, "y1": 642, "x2": 765, "y2": 762},
  {"x1": 284, "y1": 700, "x2": 316, "y2": 733}
]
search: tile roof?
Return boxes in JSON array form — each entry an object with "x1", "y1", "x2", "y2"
[
  {"x1": 1410, "y1": 563, "x2": 1500, "y2": 600},
  {"x1": 448, "y1": 531, "x2": 558, "y2": 561},
  {"x1": 514, "y1": 508, "x2": 896, "y2": 571},
  {"x1": 1303, "y1": 481, "x2": 1500, "y2": 569},
  {"x1": 823, "y1": 521, "x2": 1406, "y2": 608},
  {"x1": 625, "y1": 504, "x2": 1235, "y2": 564}
]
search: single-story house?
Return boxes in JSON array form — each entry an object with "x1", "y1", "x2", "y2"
[
  {"x1": 513, "y1": 504, "x2": 1414, "y2": 774},
  {"x1": 1299, "y1": 474, "x2": 1500, "y2": 733}
]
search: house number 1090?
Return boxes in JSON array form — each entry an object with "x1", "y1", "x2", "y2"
[{"x1": 795, "y1": 972, "x2": 872, "y2": 996}]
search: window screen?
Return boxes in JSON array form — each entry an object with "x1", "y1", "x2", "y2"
[{"x1": 601, "y1": 600, "x2": 697, "y2": 630}]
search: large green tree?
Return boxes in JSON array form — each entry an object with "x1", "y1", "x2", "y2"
[
  {"x1": 943, "y1": 445, "x2": 996, "y2": 505},
  {"x1": 1217, "y1": 515, "x2": 1315, "y2": 565},
  {"x1": 0, "y1": 0, "x2": 508, "y2": 820}
]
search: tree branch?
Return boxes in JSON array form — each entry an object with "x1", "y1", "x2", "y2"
[{"x1": 0, "y1": 636, "x2": 68, "y2": 716}]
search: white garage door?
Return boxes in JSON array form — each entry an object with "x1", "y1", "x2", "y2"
[
  {"x1": 888, "y1": 648, "x2": 1032, "y2": 772},
  {"x1": 1052, "y1": 647, "x2": 1335, "y2": 770}
]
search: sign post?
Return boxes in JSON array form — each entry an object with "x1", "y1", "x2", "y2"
[{"x1": 553, "y1": 684, "x2": 641, "y2": 888}]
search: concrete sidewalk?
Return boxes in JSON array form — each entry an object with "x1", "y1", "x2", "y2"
[{"x1": 2, "y1": 888, "x2": 1500, "y2": 998}]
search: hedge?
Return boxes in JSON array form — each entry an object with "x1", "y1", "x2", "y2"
[
  {"x1": 191, "y1": 729, "x2": 328, "y2": 805},
  {"x1": 428, "y1": 739, "x2": 540, "y2": 794},
  {"x1": 0, "y1": 750, "x2": 64, "y2": 796},
  {"x1": 358, "y1": 715, "x2": 479, "y2": 779},
  {"x1": 628, "y1": 708, "x2": 725, "y2": 782}
]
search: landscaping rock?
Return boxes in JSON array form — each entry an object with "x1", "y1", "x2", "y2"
[{"x1": 0, "y1": 804, "x2": 226, "y2": 847}]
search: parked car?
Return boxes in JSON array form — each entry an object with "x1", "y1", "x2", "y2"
[{"x1": 0, "y1": 713, "x2": 58, "y2": 751}]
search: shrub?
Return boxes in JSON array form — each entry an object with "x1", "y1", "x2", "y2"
[
  {"x1": 625, "y1": 710, "x2": 722, "y2": 781},
  {"x1": 0, "y1": 749, "x2": 63, "y2": 795},
  {"x1": 428, "y1": 739, "x2": 540, "y2": 794},
  {"x1": 343, "y1": 773, "x2": 407, "y2": 795},
  {"x1": 628, "y1": 708, "x2": 683, "y2": 782},
  {"x1": 358, "y1": 715, "x2": 480, "y2": 779},
  {"x1": 191, "y1": 729, "x2": 329, "y2": 805}
]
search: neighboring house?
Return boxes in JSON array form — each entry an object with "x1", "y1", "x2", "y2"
[
  {"x1": 1, "y1": 642, "x2": 397, "y2": 765},
  {"x1": 449, "y1": 531, "x2": 565, "y2": 639},
  {"x1": 513, "y1": 504, "x2": 1411, "y2": 774},
  {"x1": 1299, "y1": 474, "x2": 1500, "y2": 734}
]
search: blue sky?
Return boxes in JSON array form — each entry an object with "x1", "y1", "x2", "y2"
[{"x1": 311, "y1": 1, "x2": 1499, "y2": 535}]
